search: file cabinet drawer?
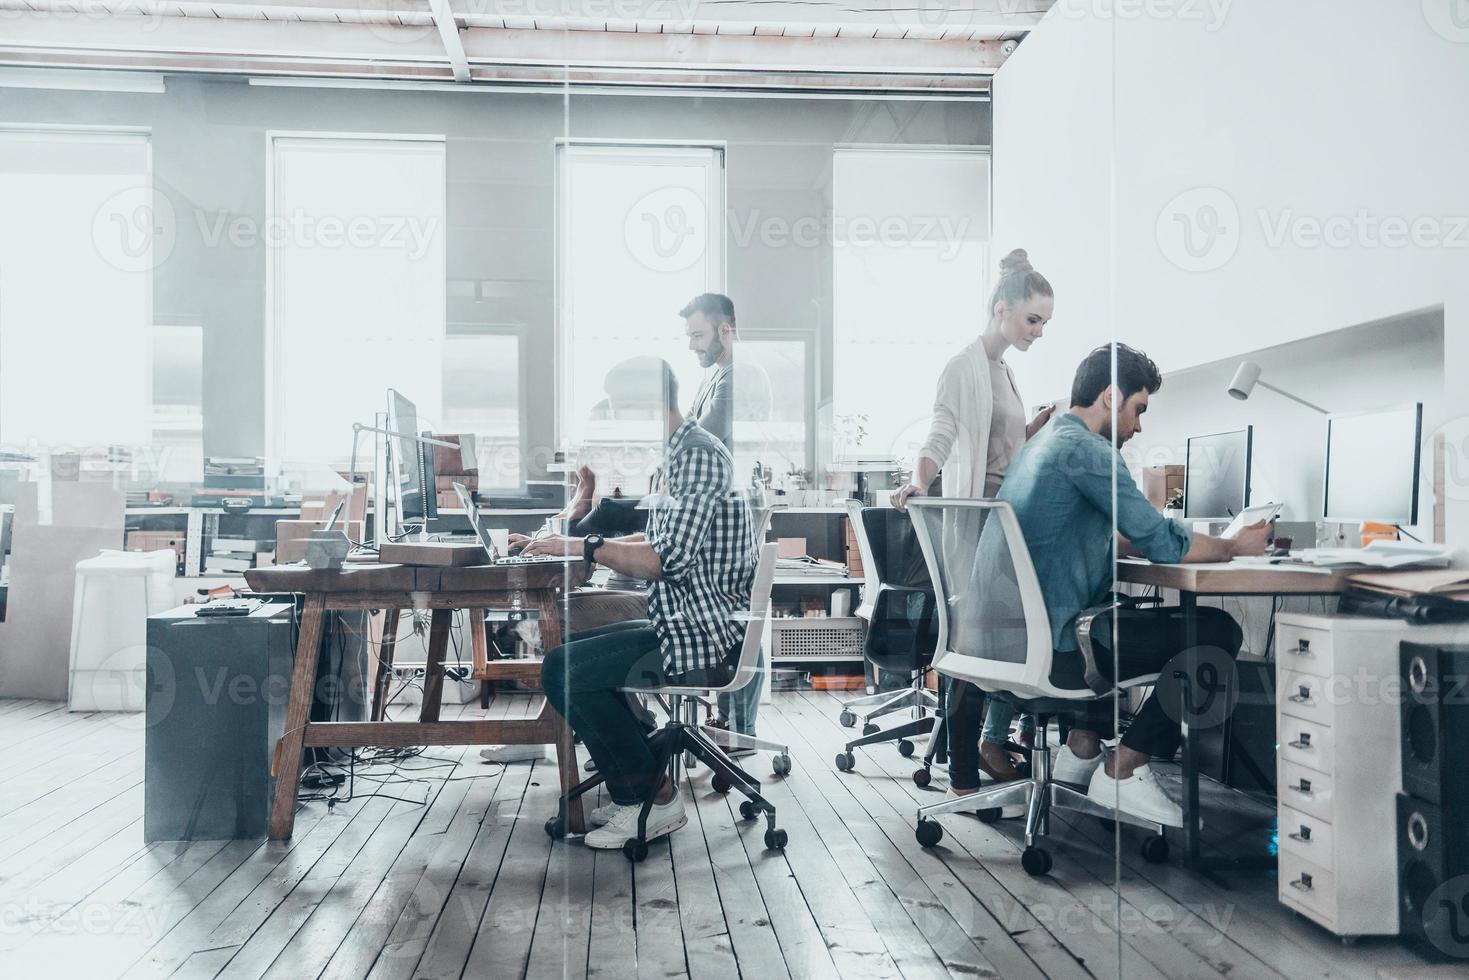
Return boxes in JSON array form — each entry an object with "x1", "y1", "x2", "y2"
[
  {"x1": 1279, "y1": 804, "x2": 1334, "y2": 866},
  {"x1": 1278, "y1": 715, "x2": 1334, "y2": 776},
  {"x1": 1279, "y1": 851, "x2": 1337, "y2": 926},
  {"x1": 1278, "y1": 668, "x2": 1333, "y2": 727},
  {"x1": 1278, "y1": 759, "x2": 1335, "y2": 822},
  {"x1": 1276, "y1": 624, "x2": 1334, "y2": 678}
]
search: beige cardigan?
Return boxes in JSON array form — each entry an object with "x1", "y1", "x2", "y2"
[{"x1": 917, "y1": 339, "x2": 1021, "y2": 499}]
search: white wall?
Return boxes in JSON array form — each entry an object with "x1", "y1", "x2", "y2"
[{"x1": 993, "y1": 0, "x2": 1469, "y2": 542}]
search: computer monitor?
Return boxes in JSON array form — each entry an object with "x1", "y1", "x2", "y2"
[
  {"x1": 1323, "y1": 403, "x2": 1422, "y2": 525},
  {"x1": 386, "y1": 389, "x2": 438, "y2": 527},
  {"x1": 1184, "y1": 427, "x2": 1253, "y2": 520}
]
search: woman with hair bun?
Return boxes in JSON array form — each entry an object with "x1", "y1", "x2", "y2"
[{"x1": 891, "y1": 247, "x2": 1055, "y2": 809}]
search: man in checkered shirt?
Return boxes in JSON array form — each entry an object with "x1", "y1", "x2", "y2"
[{"x1": 524, "y1": 357, "x2": 757, "y2": 849}]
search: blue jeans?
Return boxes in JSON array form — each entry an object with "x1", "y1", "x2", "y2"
[
  {"x1": 717, "y1": 647, "x2": 764, "y2": 735},
  {"x1": 980, "y1": 697, "x2": 1036, "y2": 746},
  {"x1": 542, "y1": 620, "x2": 730, "y2": 805}
]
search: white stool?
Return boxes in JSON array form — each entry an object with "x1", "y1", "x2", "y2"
[{"x1": 68, "y1": 549, "x2": 176, "y2": 712}]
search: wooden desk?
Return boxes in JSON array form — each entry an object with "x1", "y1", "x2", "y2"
[
  {"x1": 245, "y1": 560, "x2": 591, "y2": 841},
  {"x1": 1114, "y1": 560, "x2": 1356, "y2": 873}
]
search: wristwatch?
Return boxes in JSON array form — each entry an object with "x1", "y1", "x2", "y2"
[{"x1": 583, "y1": 534, "x2": 605, "y2": 564}]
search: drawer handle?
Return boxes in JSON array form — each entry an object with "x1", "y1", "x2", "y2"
[
  {"x1": 1288, "y1": 825, "x2": 1313, "y2": 843},
  {"x1": 1288, "y1": 733, "x2": 1312, "y2": 749},
  {"x1": 1287, "y1": 685, "x2": 1314, "y2": 704},
  {"x1": 1287, "y1": 640, "x2": 1313, "y2": 656},
  {"x1": 1290, "y1": 873, "x2": 1314, "y2": 892},
  {"x1": 1291, "y1": 778, "x2": 1313, "y2": 795}
]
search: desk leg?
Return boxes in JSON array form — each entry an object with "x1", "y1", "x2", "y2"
[
  {"x1": 270, "y1": 593, "x2": 327, "y2": 840},
  {"x1": 535, "y1": 589, "x2": 583, "y2": 833},
  {"x1": 419, "y1": 608, "x2": 452, "y2": 724},
  {"x1": 1180, "y1": 591, "x2": 1202, "y2": 870},
  {"x1": 371, "y1": 607, "x2": 400, "y2": 722}
]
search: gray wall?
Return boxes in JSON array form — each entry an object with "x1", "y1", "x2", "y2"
[{"x1": 3, "y1": 79, "x2": 990, "y2": 477}]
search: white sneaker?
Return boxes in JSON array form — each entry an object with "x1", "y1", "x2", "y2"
[
  {"x1": 1087, "y1": 763, "x2": 1182, "y2": 828},
  {"x1": 589, "y1": 801, "x2": 635, "y2": 828},
  {"x1": 1052, "y1": 745, "x2": 1105, "y2": 786},
  {"x1": 479, "y1": 744, "x2": 548, "y2": 764},
  {"x1": 585, "y1": 793, "x2": 688, "y2": 849},
  {"x1": 951, "y1": 787, "x2": 1024, "y2": 820}
]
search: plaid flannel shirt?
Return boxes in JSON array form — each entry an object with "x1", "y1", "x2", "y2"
[{"x1": 645, "y1": 419, "x2": 756, "y2": 676}]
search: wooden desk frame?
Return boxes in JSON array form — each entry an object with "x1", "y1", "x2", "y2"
[
  {"x1": 247, "y1": 562, "x2": 590, "y2": 840},
  {"x1": 1115, "y1": 561, "x2": 1355, "y2": 874}
]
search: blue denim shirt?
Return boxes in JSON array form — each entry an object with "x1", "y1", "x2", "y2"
[{"x1": 996, "y1": 412, "x2": 1192, "y2": 651}]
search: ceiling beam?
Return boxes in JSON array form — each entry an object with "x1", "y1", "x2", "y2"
[{"x1": 427, "y1": 0, "x2": 471, "y2": 81}]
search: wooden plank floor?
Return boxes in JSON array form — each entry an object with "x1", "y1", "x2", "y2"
[{"x1": 0, "y1": 693, "x2": 1446, "y2": 979}]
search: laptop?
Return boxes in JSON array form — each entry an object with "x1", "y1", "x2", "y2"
[{"x1": 452, "y1": 482, "x2": 583, "y2": 566}]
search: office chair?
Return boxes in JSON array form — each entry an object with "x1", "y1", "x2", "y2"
[
  {"x1": 834, "y1": 501, "x2": 943, "y2": 775},
  {"x1": 905, "y1": 498, "x2": 1168, "y2": 876},
  {"x1": 546, "y1": 543, "x2": 791, "y2": 862}
]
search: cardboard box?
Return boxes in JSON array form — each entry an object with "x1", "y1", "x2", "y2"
[
  {"x1": 432, "y1": 434, "x2": 478, "y2": 476},
  {"x1": 126, "y1": 530, "x2": 184, "y2": 563},
  {"x1": 1143, "y1": 465, "x2": 1185, "y2": 510},
  {"x1": 275, "y1": 519, "x2": 362, "y2": 564}
]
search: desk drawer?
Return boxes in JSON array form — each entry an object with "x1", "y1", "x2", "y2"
[
  {"x1": 1278, "y1": 715, "x2": 1334, "y2": 776},
  {"x1": 1276, "y1": 624, "x2": 1333, "y2": 678},
  {"x1": 1278, "y1": 668, "x2": 1332, "y2": 727},
  {"x1": 1278, "y1": 803, "x2": 1335, "y2": 866},
  {"x1": 1278, "y1": 759, "x2": 1335, "y2": 822},
  {"x1": 1279, "y1": 850, "x2": 1337, "y2": 926}
]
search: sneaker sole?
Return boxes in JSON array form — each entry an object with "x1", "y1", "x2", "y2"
[{"x1": 584, "y1": 812, "x2": 689, "y2": 849}]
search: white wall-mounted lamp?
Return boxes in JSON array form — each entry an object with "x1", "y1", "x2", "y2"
[{"x1": 1227, "y1": 361, "x2": 1329, "y2": 415}]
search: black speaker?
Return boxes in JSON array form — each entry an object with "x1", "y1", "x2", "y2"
[
  {"x1": 1398, "y1": 793, "x2": 1469, "y2": 955},
  {"x1": 1400, "y1": 642, "x2": 1469, "y2": 807}
]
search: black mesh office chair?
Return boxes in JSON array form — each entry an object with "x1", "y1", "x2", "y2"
[{"x1": 834, "y1": 503, "x2": 944, "y2": 776}]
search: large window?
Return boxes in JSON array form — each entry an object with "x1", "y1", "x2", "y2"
[
  {"x1": 832, "y1": 147, "x2": 991, "y2": 466},
  {"x1": 557, "y1": 142, "x2": 724, "y2": 489},
  {"x1": 266, "y1": 134, "x2": 446, "y2": 476},
  {"x1": 734, "y1": 333, "x2": 812, "y2": 484},
  {"x1": 149, "y1": 323, "x2": 203, "y2": 484},
  {"x1": 443, "y1": 325, "x2": 522, "y2": 489},
  {"x1": 0, "y1": 128, "x2": 152, "y2": 452}
]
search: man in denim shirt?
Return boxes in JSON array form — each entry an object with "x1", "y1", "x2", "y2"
[{"x1": 994, "y1": 344, "x2": 1268, "y2": 826}]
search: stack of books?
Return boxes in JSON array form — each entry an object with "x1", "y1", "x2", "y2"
[{"x1": 205, "y1": 536, "x2": 274, "y2": 575}]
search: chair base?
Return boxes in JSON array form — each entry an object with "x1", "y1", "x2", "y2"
[
  {"x1": 912, "y1": 717, "x2": 1168, "y2": 875},
  {"x1": 547, "y1": 711, "x2": 790, "y2": 861}
]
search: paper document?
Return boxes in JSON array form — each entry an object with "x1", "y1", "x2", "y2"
[{"x1": 1296, "y1": 539, "x2": 1455, "y2": 569}]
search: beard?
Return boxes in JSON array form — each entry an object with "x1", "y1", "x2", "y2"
[{"x1": 698, "y1": 337, "x2": 726, "y2": 368}]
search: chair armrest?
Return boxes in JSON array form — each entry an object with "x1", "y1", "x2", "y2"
[{"x1": 1074, "y1": 602, "x2": 1121, "y2": 695}]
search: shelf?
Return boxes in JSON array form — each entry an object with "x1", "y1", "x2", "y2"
[
  {"x1": 773, "y1": 574, "x2": 855, "y2": 586},
  {"x1": 771, "y1": 506, "x2": 851, "y2": 515}
]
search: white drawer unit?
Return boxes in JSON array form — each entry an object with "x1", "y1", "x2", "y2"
[{"x1": 1273, "y1": 613, "x2": 1469, "y2": 939}]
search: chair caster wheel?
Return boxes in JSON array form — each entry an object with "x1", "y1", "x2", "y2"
[
  {"x1": 739, "y1": 800, "x2": 759, "y2": 820},
  {"x1": 1021, "y1": 846, "x2": 1053, "y2": 877},
  {"x1": 544, "y1": 815, "x2": 566, "y2": 839},
  {"x1": 976, "y1": 808, "x2": 1003, "y2": 824},
  {"x1": 623, "y1": 838, "x2": 649, "y2": 862},
  {"x1": 912, "y1": 767, "x2": 932, "y2": 787},
  {"x1": 862, "y1": 723, "x2": 880, "y2": 736},
  {"x1": 772, "y1": 754, "x2": 793, "y2": 777},
  {"x1": 835, "y1": 752, "x2": 855, "y2": 772},
  {"x1": 1141, "y1": 835, "x2": 1169, "y2": 864},
  {"x1": 897, "y1": 739, "x2": 915, "y2": 758},
  {"x1": 839, "y1": 710, "x2": 856, "y2": 728},
  {"x1": 764, "y1": 827, "x2": 788, "y2": 850},
  {"x1": 711, "y1": 772, "x2": 732, "y2": 794},
  {"x1": 915, "y1": 819, "x2": 944, "y2": 847}
]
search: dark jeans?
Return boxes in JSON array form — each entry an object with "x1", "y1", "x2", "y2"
[
  {"x1": 541, "y1": 620, "x2": 730, "y2": 805},
  {"x1": 1067, "y1": 605, "x2": 1243, "y2": 759},
  {"x1": 945, "y1": 680, "x2": 985, "y2": 791}
]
